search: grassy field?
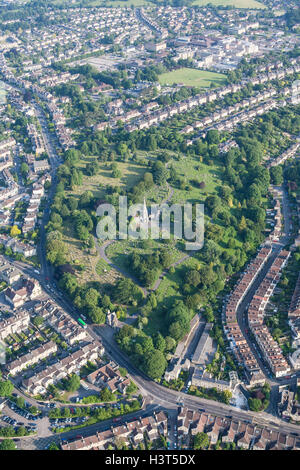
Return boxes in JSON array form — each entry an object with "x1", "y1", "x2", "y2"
[
  {"x1": 192, "y1": 0, "x2": 266, "y2": 8},
  {"x1": 68, "y1": 159, "x2": 148, "y2": 200},
  {"x1": 158, "y1": 68, "x2": 227, "y2": 88},
  {"x1": 68, "y1": 157, "x2": 171, "y2": 204},
  {"x1": 52, "y1": 0, "x2": 264, "y2": 6},
  {"x1": 170, "y1": 156, "x2": 222, "y2": 205},
  {"x1": 95, "y1": 258, "x2": 112, "y2": 276},
  {"x1": 98, "y1": 0, "x2": 150, "y2": 5},
  {"x1": 51, "y1": 0, "x2": 150, "y2": 5}
]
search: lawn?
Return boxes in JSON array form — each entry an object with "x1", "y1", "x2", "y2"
[
  {"x1": 192, "y1": 0, "x2": 266, "y2": 8},
  {"x1": 67, "y1": 155, "x2": 172, "y2": 204},
  {"x1": 170, "y1": 156, "x2": 222, "y2": 205},
  {"x1": 95, "y1": 258, "x2": 112, "y2": 276},
  {"x1": 51, "y1": 0, "x2": 150, "y2": 5},
  {"x1": 68, "y1": 159, "x2": 148, "y2": 200},
  {"x1": 97, "y1": 0, "x2": 150, "y2": 5},
  {"x1": 158, "y1": 68, "x2": 227, "y2": 88}
]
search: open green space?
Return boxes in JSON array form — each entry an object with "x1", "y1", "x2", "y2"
[
  {"x1": 95, "y1": 258, "x2": 112, "y2": 276},
  {"x1": 51, "y1": 0, "x2": 151, "y2": 6},
  {"x1": 170, "y1": 156, "x2": 221, "y2": 204},
  {"x1": 106, "y1": 238, "x2": 186, "y2": 285},
  {"x1": 192, "y1": 0, "x2": 266, "y2": 8},
  {"x1": 158, "y1": 68, "x2": 227, "y2": 88},
  {"x1": 68, "y1": 159, "x2": 148, "y2": 200}
]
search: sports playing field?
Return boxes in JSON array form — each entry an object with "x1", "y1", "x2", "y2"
[
  {"x1": 158, "y1": 68, "x2": 227, "y2": 88},
  {"x1": 192, "y1": 0, "x2": 266, "y2": 8}
]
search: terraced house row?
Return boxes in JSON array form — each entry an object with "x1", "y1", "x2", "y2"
[
  {"x1": 22, "y1": 341, "x2": 104, "y2": 396},
  {"x1": 267, "y1": 142, "x2": 300, "y2": 169},
  {"x1": 223, "y1": 246, "x2": 272, "y2": 384},
  {"x1": 248, "y1": 250, "x2": 291, "y2": 377},
  {"x1": 5, "y1": 340, "x2": 57, "y2": 376},
  {"x1": 33, "y1": 298, "x2": 88, "y2": 346},
  {"x1": 286, "y1": 272, "x2": 300, "y2": 369},
  {"x1": 181, "y1": 88, "x2": 278, "y2": 135},
  {"x1": 61, "y1": 411, "x2": 168, "y2": 450},
  {"x1": 177, "y1": 407, "x2": 300, "y2": 450},
  {"x1": 0, "y1": 310, "x2": 30, "y2": 341}
]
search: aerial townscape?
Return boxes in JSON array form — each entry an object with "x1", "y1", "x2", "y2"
[{"x1": 0, "y1": 0, "x2": 298, "y2": 457}]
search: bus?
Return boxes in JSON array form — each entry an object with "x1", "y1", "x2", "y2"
[{"x1": 78, "y1": 318, "x2": 87, "y2": 329}]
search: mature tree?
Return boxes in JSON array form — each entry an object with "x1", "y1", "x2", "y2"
[
  {"x1": 113, "y1": 278, "x2": 143, "y2": 305},
  {"x1": 21, "y1": 162, "x2": 29, "y2": 176},
  {"x1": 194, "y1": 432, "x2": 210, "y2": 450},
  {"x1": 87, "y1": 306, "x2": 105, "y2": 324},
  {"x1": 186, "y1": 269, "x2": 201, "y2": 287},
  {"x1": 33, "y1": 316, "x2": 44, "y2": 327},
  {"x1": 0, "y1": 439, "x2": 16, "y2": 450},
  {"x1": 206, "y1": 129, "x2": 220, "y2": 146},
  {"x1": 0, "y1": 379, "x2": 14, "y2": 397},
  {"x1": 100, "y1": 387, "x2": 115, "y2": 402},
  {"x1": 153, "y1": 161, "x2": 168, "y2": 185},
  {"x1": 48, "y1": 442, "x2": 60, "y2": 450},
  {"x1": 248, "y1": 397, "x2": 263, "y2": 412},
  {"x1": 65, "y1": 374, "x2": 81, "y2": 392},
  {"x1": 270, "y1": 165, "x2": 283, "y2": 185},
  {"x1": 168, "y1": 321, "x2": 183, "y2": 342},
  {"x1": 10, "y1": 225, "x2": 21, "y2": 237},
  {"x1": 153, "y1": 332, "x2": 166, "y2": 352},
  {"x1": 143, "y1": 349, "x2": 167, "y2": 380}
]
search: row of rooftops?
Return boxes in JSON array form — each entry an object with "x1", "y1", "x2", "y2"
[
  {"x1": 177, "y1": 407, "x2": 300, "y2": 450},
  {"x1": 180, "y1": 88, "x2": 277, "y2": 136},
  {"x1": 61, "y1": 410, "x2": 168, "y2": 450},
  {"x1": 223, "y1": 246, "x2": 273, "y2": 382},
  {"x1": 22, "y1": 341, "x2": 103, "y2": 395},
  {"x1": 0, "y1": 235, "x2": 36, "y2": 258},
  {"x1": 27, "y1": 123, "x2": 45, "y2": 155},
  {"x1": 0, "y1": 309, "x2": 30, "y2": 340},
  {"x1": 22, "y1": 181, "x2": 46, "y2": 234},
  {"x1": 197, "y1": 97, "x2": 283, "y2": 141},
  {"x1": 0, "y1": 54, "x2": 75, "y2": 152},
  {"x1": 267, "y1": 142, "x2": 300, "y2": 169},
  {"x1": 247, "y1": 250, "x2": 291, "y2": 377},
  {"x1": 289, "y1": 272, "x2": 300, "y2": 320},
  {"x1": 225, "y1": 246, "x2": 272, "y2": 323},
  {"x1": 252, "y1": 325, "x2": 291, "y2": 377},
  {"x1": 265, "y1": 192, "x2": 282, "y2": 243},
  {"x1": 5, "y1": 340, "x2": 57, "y2": 376}
]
